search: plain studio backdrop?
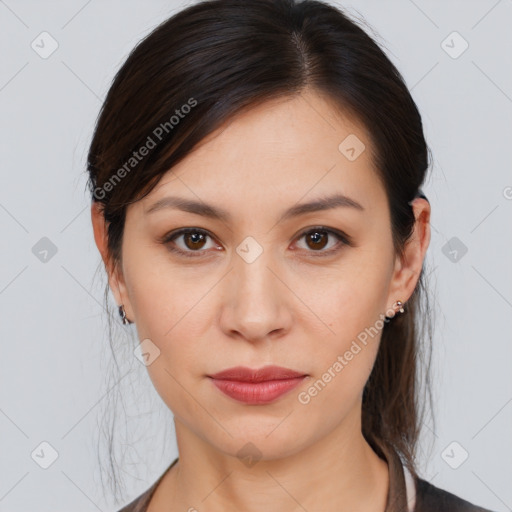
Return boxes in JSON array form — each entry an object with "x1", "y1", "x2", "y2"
[{"x1": 0, "y1": 1, "x2": 511, "y2": 511}]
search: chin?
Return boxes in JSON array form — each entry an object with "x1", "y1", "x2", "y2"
[{"x1": 202, "y1": 421, "x2": 312, "y2": 463}]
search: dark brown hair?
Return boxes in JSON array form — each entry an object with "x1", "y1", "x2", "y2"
[{"x1": 86, "y1": 0, "x2": 435, "y2": 501}]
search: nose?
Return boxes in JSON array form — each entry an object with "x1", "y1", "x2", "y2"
[{"x1": 218, "y1": 248, "x2": 294, "y2": 344}]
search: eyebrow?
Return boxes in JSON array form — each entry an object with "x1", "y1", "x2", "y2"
[{"x1": 145, "y1": 193, "x2": 364, "y2": 223}]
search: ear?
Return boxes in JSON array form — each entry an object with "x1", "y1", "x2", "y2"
[
  {"x1": 91, "y1": 202, "x2": 132, "y2": 317},
  {"x1": 386, "y1": 197, "x2": 431, "y2": 311}
]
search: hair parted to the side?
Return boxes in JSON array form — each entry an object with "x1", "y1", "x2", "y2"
[{"x1": 86, "y1": 0, "x2": 435, "y2": 502}]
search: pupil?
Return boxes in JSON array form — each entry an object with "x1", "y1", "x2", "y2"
[
  {"x1": 309, "y1": 231, "x2": 326, "y2": 250},
  {"x1": 187, "y1": 232, "x2": 205, "y2": 249}
]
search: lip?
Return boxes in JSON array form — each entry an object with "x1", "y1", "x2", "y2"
[
  {"x1": 208, "y1": 365, "x2": 308, "y2": 405},
  {"x1": 208, "y1": 365, "x2": 306, "y2": 382}
]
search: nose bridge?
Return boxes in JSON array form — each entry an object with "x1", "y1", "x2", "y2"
[
  {"x1": 236, "y1": 243, "x2": 275, "y2": 296},
  {"x1": 220, "y1": 237, "x2": 291, "y2": 340}
]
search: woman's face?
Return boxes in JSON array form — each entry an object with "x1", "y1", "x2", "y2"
[{"x1": 94, "y1": 89, "x2": 429, "y2": 461}]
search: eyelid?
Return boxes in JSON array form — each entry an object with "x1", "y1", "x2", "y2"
[
  {"x1": 160, "y1": 225, "x2": 353, "y2": 258},
  {"x1": 159, "y1": 227, "x2": 219, "y2": 258},
  {"x1": 293, "y1": 226, "x2": 353, "y2": 256},
  {"x1": 297, "y1": 226, "x2": 353, "y2": 246}
]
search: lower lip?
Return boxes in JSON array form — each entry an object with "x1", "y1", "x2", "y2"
[{"x1": 209, "y1": 376, "x2": 307, "y2": 404}]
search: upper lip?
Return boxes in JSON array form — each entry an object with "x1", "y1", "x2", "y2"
[{"x1": 208, "y1": 365, "x2": 307, "y2": 382}]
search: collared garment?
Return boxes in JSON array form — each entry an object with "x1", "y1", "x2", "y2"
[{"x1": 118, "y1": 441, "x2": 496, "y2": 512}]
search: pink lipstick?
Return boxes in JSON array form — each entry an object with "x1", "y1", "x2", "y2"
[{"x1": 208, "y1": 365, "x2": 307, "y2": 405}]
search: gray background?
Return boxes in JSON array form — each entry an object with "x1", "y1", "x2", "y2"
[{"x1": 0, "y1": 0, "x2": 511, "y2": 511}]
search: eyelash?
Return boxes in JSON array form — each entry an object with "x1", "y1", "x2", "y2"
[{"x1": 159, "y1": 226, "x2": 352, "y2": 259}]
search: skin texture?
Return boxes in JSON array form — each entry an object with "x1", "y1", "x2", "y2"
[{"x1": 92, "y1": 88, "x2": 431, "y2": 512}]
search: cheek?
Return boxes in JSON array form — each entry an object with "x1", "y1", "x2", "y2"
[
  {"x1": 123, "y1": 255, "x2": 213, "y2": 380},
  {"x1": 295, "y1": 250, "x2": 391, "y2": 344},
  {"x1": 123, "y1": 247, "x2": 195, "y2": 338},
  {"x1": 298, "y1": 298, "x2": 384, "y2": 420},
  {"x1": 296, "y1": 254, "x2": 390, "y2": 399},
  {"x1": 126, "y1": 273, "x2": 171, "y2": 340},
  {"x1": 128, "y1": 269, "x2": 208, "y2": 368}
]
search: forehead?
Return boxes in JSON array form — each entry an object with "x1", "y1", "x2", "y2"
[{"x1": 138, "y1": 90, "x2": 385, "y2": 219}]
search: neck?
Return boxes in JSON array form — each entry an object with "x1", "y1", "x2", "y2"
[{"x1": 150, "y1": 406, "x2": 389, "y2": 512}]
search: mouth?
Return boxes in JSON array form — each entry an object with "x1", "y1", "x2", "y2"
[{"x1": 207, "y1": 365, "x2": 308, "y2": 405}]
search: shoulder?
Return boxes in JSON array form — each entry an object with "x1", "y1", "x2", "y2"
[
  {"x1": 116, "y1": 486, "x2": 154, "y2": 512},
  {"x1": 414, "y1": 477, "x2": 496, "y2": 512},
  {"x1": 115, "y1": 457, "x2": 179, "y2": 512}
]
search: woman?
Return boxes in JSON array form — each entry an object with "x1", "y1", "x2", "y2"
[{"x1": 88, "y1": 0, "x2": 495, "y2": 510}]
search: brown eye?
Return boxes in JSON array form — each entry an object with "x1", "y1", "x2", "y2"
[
  {"x1": 161, "y1": 226, "x2": 351, "y2": 260},
  {"x1": 295, "y1": 227, "x2": 350, "y2": 256},
  {"x1": 162, "y1": 228, "x2": 217, "y2": 258},
  {"x1": 304, "y1": 230, "x2": 329, "y2": 250},
  {"x1": 182, "y1": 231, "x2": 208, "y2": 250}
]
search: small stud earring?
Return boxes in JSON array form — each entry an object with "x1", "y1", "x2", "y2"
[
  {"x1": 385, "y1": 300, "x2": 406, "y2": 320},
  {"x1": 394, "y1": 300, "x2": 405, "y2": 314},
  {"x1": 118, "y1": 304, "x2": 131, "y2": 325}
]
